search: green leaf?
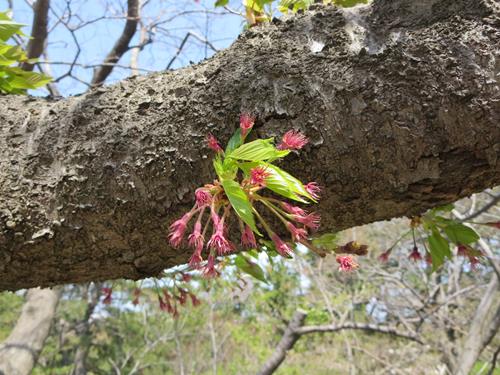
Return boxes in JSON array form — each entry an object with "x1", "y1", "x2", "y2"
[
  {"x1": 214, "y1": 0, "x2": 229, "y2": 6},
  {"x1": 228, "y1": 139, "x2": 289, "y2": 162},
  {"x1": 221, "y1": 178, "x2": 260, "y2": 235},
  {"x1": 428, "y1": 229, "x2": 452, "y2": 271},
  {"x1": 239, "y1": 162, "x2": 312, "y2": 203},
  {"x1": 0, "y1": 12, "x2": 26, "y2": 41},
  {"x1": 312, "y1": 233, "x2": 339, "y2": 251},
  {"x1": 234, "y1": 254, "x2": 267, "y2": 284},
  {"x1": 225, "y1": 129, "x2": 243, "y2": 156},
  {"x1": 443, "y1": 224, "x2": 479, "y2": 245}
]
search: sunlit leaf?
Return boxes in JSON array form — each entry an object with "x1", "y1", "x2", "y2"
[{"x1": 221, "y1": 178, "x2": 260, "y2": 235}]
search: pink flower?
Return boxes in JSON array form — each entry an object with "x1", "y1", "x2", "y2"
[
  {"x1": 271, "y1": 233, "x2": 293, "y2": 258},
  {"x1": 188, "y1": 250, "x2": 203, "y2": 269},
  {"x1": 202, "y1": 254, "x2": 219, "y2": 278},
  {"x1": 158, "y1": 295, "x2": 172, "y2": 313},
  {"x1": 484, "y1": 221, "x2": 500, "y2": 229},
  {"x1": 177, "y1": 289, "x2": 188, "y2": 305},
  {"x1": 168, "y1": 212, "x2": 193, "y2": 248},
  {"x1": 240, "y1": 113, "x2": 255, "y2": 138},
  {"x1": 425, "y1": 252, "x2": 433, "y2": 265},
  {"x1": 207, "y1": 134, "x2": 223, "y2": 153},
  {"x1": 188, "y1": 221, "x2": 204, "y2": 250},
  {"x1": 281, "y1": 202, "x2": 307, "y2": 217},
  {"x1": 102, "y1": 287, "x2": 112, "y2": 305},
  {"x1": 277, "y1": 130, "x2": 308, "y2": 150},
  {"x1": 408, "y1": 246, "x2": 422, "y2": 261},
  {"x1": 132, "y1": 288, "x2": 141, "y2": 305},
  {"x1": 286, "y1": 222, "x2": 308, "y2": 242},
  {"x1": 181, "y1": 273, "x2": 192, "y2": 282},
  {"x1": 336, "y1": 255, "x2": 359, "y2": 272},
  {"x1": 195, "y1": 188, "x2": 212, "y2": 207},
  {"x1": 241, "y1": 225, "x2": 257, "y2": 248},
  {"x1": 207, "y1": 221, "x2": 233, "y2": 255},
  {"x1": 190, "y1": 292, "x2": 201, "y2": 307},
  {"x1": 457, "y1": 244, "x2": 468, "y2": 257},
  {"x1": 378, "y1": 249, "x2": 391, "y2": 263},
  {"x1": 305, "y1": 182, "x2": 321, "y2": 200},
  {"x1": 292, "y1": 212, "x2": 321, "y2": 231},
  {"x1": 250, "y1": 166, "x2": 269, "y2": 186}
]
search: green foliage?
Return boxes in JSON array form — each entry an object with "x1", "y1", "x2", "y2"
[
  {"x1": 221, "y1": 178, "x2": 260, "y2": 234},
  {"x1": 234, "y1": 253, "x2": 268, "y2": 283},
  {"x1": 0, "y1": 11, "x2": 51, "y2": 94}
]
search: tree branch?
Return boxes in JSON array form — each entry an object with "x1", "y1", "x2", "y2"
[
  {"x1": 0, "y1": 0, "x2": 499, "y2": 290},
  {"x1": 91, "y1": 0, "x2": 140, "y2": 86},
  {"x1": 21, "y1": 0, "x2": 50, "y2": 72}
]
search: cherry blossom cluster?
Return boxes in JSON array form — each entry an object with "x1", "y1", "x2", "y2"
[{"x1": 168, "y1": 114, "x2": 328, "y2": 277}]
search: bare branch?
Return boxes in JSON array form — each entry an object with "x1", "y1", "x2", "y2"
[{"x1": 91, "y1": 0, "x2": 140, "y2": 86}]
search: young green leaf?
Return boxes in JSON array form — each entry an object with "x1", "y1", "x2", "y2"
[
  {"x1": 228, "y1": 139, "x2": 289, "y2": 162},
  {"x1": 312, "y1": 233, "x2": 339, "y2": 251},
  {"x1": 234, "y1": 254, "x2": 267, "y2": 283},
  {"x1": 428, "y1": 229, "x2": 452, "y2": 271},
  {"x1": 225, "y1": 128, "x2": 243, "y2": 156},
  {"x1": 443, "y1": 224, "x2": 479, "y2": 245},
  {"x1": 221, "y1": 178, "x2": 261, "y2": 235}
]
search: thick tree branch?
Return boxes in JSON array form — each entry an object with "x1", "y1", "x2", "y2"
[
  {"x1": 0, "y1": 0, "x2": 499, "y2": 290},
  {"x1": 21, "y1": 0, "x2": 50, "y2": 72},
  {"x1": 91, "y1": 0, "x2": 140, "y2": 86}
]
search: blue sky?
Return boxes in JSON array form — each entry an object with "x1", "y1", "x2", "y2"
[{"x1": 3, "y1": 0, "x2": 245, "y2": 96}]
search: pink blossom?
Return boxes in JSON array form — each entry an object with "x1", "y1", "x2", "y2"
[
  {"x1": 457, "y1": 244, "x2": 468, "y2": 257},
  {"x1": 195, "y1": 188, "x2": 212, "y2": 207},
  {"x1": 286, "y1": 222, "x2": 308, "y2": 242},
  {"x1": 168, "y1": 212, "x2": 193, "y2": 248},
  {"x1": 207, "y1": 221, "x2": 233, "y2": 255},
  {"x1": 202, "y1": 254, "x2": 219, "y2": 278},
  {"x1": 425, "y1": 252, "x2": 433, "y2": 266},
  {"x1": 250, "y1": 166, "x2": 269, "y2": 186},
  {"x1": 207, "y1": 134, "x2": 223, "y2": 153},
  {"x1": 178, "y1": 289, "x2": 188, "y2": 305},
  {"x1": 271, "y1": 233, "x2": 293, "y2": 258},
  {"x1": 158, "y1": 295, "x2": 172, "y2": 313},
  {"x1": 408, "y1": 246, "x2": 422, "y2": 261},
  {"x1": 305, "y1": 182, "x2": 321, "y2": 200},
  {"x1": 292, "y1": 212, "x2": 321, "y2": 231},
  {"x1": 336, "y1": 255, "x2": 358, "y2": 272},
  {"x1": 102, "y1": 287, "x2": 112, "y2": 305},
  {"x1": 188, "y1": 221, "x2": 204, "y2": 250},
  {"x1": 281, "y1": 202, "x2": 307, "y2": 217},
  {"x1": 336, "y1": 255, "x2": 359, "y2": 272},
  {"x1": 190, "y1": 292, "x2": 201, "y2": 307},
  {"x1": 484, "y1": 221, "x2": 500, "y2": 229},
  {"x1": 277, "y1": 130, "x2": 308, "y2": 150},
  {"x1": 188, "y1": 249, "x2": 203, "y2": 269},
  {"x1": 240, "y1": 113, "x2": 255, "y2": 138},
  {"x1": 378, "y1": 249, "x2": 391, "y2": 263},
  {"x1": 241, "y1": 225, "x2": 257, "y2": 248}
]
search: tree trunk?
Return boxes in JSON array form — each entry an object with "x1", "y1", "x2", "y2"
[
  {"x1": 0, "y1": 287, "x2": 61, "y2": 375},
  {"x1": 453, "y1": 276, "x2": 500, "y2": 375},
  {"x1": 0, "y1": 0, "x2": 498, "y2": 290}
]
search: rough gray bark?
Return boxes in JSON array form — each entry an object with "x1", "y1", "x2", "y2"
[
  {"x1": 0, "y1": 287, "x2": 61, "y2": 375},
  {"x1": 0, "y1": 0, "x2": 499, "y2": 291}
]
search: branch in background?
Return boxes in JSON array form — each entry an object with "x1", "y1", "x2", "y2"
[
  {"x1": 257, "y1": 310, "x2": 307, "y2": 375},
  {"x1": 91, "y1": 0, "x2": 140, "y2": 86},
  {"x1": 165, "y1": 31, "x2": 218, "y2": 70},
  {"x1": 21, "y1": 0, "x2": 49, "y2": 72},
  {"x1": 0, "y1": 287, "x2": 62, "y2": 375},
  {"x1": 258, "y1": 310, "x2": 422, "y2": 375}
]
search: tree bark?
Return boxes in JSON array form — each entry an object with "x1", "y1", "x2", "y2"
[
  {"x1": 0, "y1": 287, "x2": 61, "y2": 375},
  {"x1": 0, "y1": 0, "x2": 499, "y2": 291}
]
